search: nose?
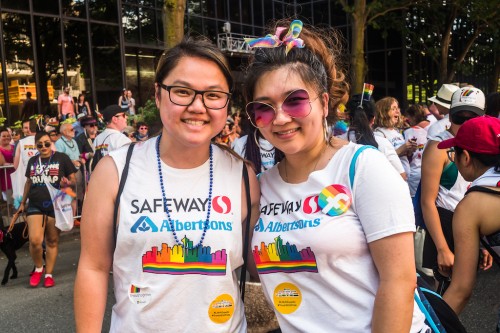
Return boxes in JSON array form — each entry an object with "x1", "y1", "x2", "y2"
[
  {"x1": 187, "y1": 93, "x2": 206, "y2": 112},
  {"x1": 272, "y1": 105, "x2": 292, "y2": 125}
]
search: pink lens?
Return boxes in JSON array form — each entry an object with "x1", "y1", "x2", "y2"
[
  {"x1": 282, "y1": 89, "x2": 311, "y2": 117},
  {"x1": 246, "y1": 89, "x2": 312, "y2": 128},
  {"x1": 246, "y1": 102, "x2": 275, "y2": 128}
]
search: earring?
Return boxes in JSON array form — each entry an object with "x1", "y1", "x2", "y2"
[
  {"x1": 323, "y1": 117, "x2": 330, "y2": 144},
  {"x1": 253, "y1": 130, "x2": 273, "y2": 152}
]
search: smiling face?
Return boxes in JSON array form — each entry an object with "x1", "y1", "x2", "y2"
[
  {"x1": 0, "y1": 130, "x2": 11, "y2": 146},
  {"x1": 251, "y1": 66, "x2": 328, "y2": 156},
  {"x1": 155, "y1": 56, "x2": 230, "y2": 148}
]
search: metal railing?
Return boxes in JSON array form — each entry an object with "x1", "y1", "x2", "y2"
[{"x1": 217, "y1": 33, "x2": 255, "y2": 55}]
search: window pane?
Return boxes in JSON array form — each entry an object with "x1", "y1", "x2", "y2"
[
  {"x1": 123, "y1": 5, "x2": 140, "y2": 43},
  {"x1": 33, "y1": 0, "x2": 59, "y2": 15},
  {"x1": 0, "y1": 0, "x2": 29, "y2": 11},
  {"x1": 1, "y1": 13, "x2": 34, "y2": 121},
  {"x1": 63, "y1": 0, "x2": 87, "y2": 18},
  {"x1": 90, "y1": 0, "x2": 118, "y2": 22},
  {"x1": 139, "y1": 8, "x2": 157, "y2": 46},
  {"x1": 65, "y1": 21, "x2": 93, "y2": 110},
  {"x1": 92, "y1": 24, "x2": 121, "y2": 108}
]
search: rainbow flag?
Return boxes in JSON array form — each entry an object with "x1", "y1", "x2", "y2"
[
  {"x1": 130, "y1": 285, "x2": 141, "y2": 293},
  {"x1": 360, "y1": 83, "x2": 375, "y2": 104}
]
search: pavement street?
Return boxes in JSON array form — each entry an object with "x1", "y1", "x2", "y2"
[{"x1": 0, "y1": 230, "x2": 499, "y2": 333}]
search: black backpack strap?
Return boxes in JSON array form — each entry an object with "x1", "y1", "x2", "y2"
[
  {"x1": 239, "y1": 164, "x2": 251, "y2": 302},
  {"x1": 113, "y1": 143, "x2": 136, "y2": 247},
  {"x1": 465, "y1": 185, "x2": 500, "y2": 196},
  {"x1": 480, "y1": 238, "x2": 500, "y2": 268}
]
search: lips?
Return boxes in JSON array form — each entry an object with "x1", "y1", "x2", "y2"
[
  {"x1": 183, "y1": 119, "x2": 207, "y2": 126},
  {"x1": 274, "y1": 127, "x2": 300, "y2": 137}
]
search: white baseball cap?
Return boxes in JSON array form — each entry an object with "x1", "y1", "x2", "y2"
[
  {"x1": 450, "y1": 87, "x2": 485, "y2": 117},
  {"x1": 428, "y1": 84, "x2": 460, "y2": 108}
]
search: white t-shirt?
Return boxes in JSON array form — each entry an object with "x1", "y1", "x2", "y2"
[
  {"x1": 374, "y1": 127, "x2": 410, "y2": 176},
  {"x1": 427, "y1": 114, "x2": 450, "y2": 140},
  {"x1": 109, "y1": 139, "x2": 246, "y2": 332},
  {"x1": 231, "y1": 135, "x2": 276, "y2": 172},
  {"x1": 93, "y1": 128, "x2": 131, "y2": 157},
  {"x1": 339, "y1": 131, "x2": 405, "y2": 174},
  {"x1": 403, "y1": 125, "x2": 429, "y2": 197},
  {"x1": 253, "y1": 142, "x2": 426, "y2": 332}
]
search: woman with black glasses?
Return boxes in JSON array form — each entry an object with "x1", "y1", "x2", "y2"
[
  {"x1": 17, "y1": 131, "x2": 76, "y2": 288},
  {"x1": 75, "y1": 37, "x2": 260, "y2": 332}
]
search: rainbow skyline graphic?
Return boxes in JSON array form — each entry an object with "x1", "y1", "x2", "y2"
[
  {"x1": 253, "y1": 236, "x2": 318, "y2": 274},
  {"x1": 130, "y1": 285, "x2": 141, "y2": 293},
  {"x1": 142, "y1": 236, "x2": 227, "y2": 275}
]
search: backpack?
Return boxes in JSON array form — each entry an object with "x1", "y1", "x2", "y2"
[
  {"x1": 351, "y1": 146, "x2": 466, "y2": 333},
  {"x1": 90, "y1": 133, "x2": 112, "y2": 173}
]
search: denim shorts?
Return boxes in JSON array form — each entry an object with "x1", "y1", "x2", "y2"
[{"x1": 26, "y1": 201, "x2": 55, "y2": 218}]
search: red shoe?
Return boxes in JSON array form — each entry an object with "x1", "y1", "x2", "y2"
[
  {"x1": 44, "y1": 276, "x2": 55, "y2": 288},
  {"x1": 30, "y1": 269, "x2": 44, "y2": 287}
]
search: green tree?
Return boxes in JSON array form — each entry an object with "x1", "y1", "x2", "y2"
[
  {"x1": 163, "y1": 0, "x2": 186, "y2": 49},
  {"x1": 406, "y1": 0, "x2": 499, "y2": 88},
  {"x1": 336, "y1": 0, "x2": 421, "y2": 94}
]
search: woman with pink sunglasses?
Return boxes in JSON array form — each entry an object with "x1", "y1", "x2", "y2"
[{"x1": 244, "y1": 19, "x2": 428, "y2": 332}]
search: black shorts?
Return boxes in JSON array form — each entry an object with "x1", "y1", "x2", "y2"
[
  {"x1": 422, "y1": 206, "x2": 454, "y2": 269},
  {"x1": 26, "y1": 200, "x2": 55, "y2": 218}
]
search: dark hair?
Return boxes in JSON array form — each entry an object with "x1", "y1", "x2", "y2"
[
  {"x1": 455, "y1": 146, "x2": 500, "y2": 172},
  {"x1": 345, "y1": 95, "x2": 378, "y2": 148},
  {"x1": 26, "y1": 91, "x2": 32, "y2": 98},
  {"x1": 35, "y1": 131, "x2": 50, "y2": 142},
  {"x1": 485, "y1": 92, "x2": 500, "y2": 117},
  {"x1": 0, "y1": 127, "x2": 9, "y2": 135},
  {"x1": 23, "y1": 119, "x2": 38, "y2": 133},
  {"x1": 155, "y1": 36, "x2": 233, "y2": 100},
  {"x1": 243, "y1": 19, "x2": 348, "y2": 123},
  {"x1": 136, "y1": 121, "x2": 148, "y2": 130},
  {"x1": 405, "y1": 104, "x2": 428, "y2": 125},
  {"x1": 244, "y1": 126, "x2": 284, "y2": 172}
]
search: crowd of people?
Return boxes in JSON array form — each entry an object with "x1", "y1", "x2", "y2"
[{"x1": 1, "y1": 17, "x2": 498, "y2": 333}]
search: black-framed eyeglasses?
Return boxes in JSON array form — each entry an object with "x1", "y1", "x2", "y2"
[
  {"x1": 158, "y1": 83, "x2": 231, "y2": 110},
  {"x1": 37, "y1": 142, "x2": 52, "y2": 149},
  {"x1": 114, "y1": 113, "x2": 127, "y2": 119},
  {"x1": 446, "y1": 148, "x2": 455, "y2": 163}
]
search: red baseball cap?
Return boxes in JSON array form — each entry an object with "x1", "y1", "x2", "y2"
[{"x1": 437, "y1": 116, "x2": 500, "y2": 154}]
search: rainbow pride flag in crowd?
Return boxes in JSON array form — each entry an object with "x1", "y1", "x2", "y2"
[{"x1": 360, "y1": 83, "x2": 375, "y2": 106}]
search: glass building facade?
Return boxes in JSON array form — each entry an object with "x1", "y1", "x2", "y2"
[{"x1": 0, "y1": 0, "x2": 495, "y2": 124}]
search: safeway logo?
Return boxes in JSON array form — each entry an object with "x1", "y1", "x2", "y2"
[
  {"x1": 212, "y1": 196, "x2": 231, "y2": 214},
  {"x1": 303, "y1": 195, "x2": 320, "y2": 214}
]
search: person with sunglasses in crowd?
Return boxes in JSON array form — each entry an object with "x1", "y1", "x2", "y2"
[
  {"x1": 133, "y1": 121, "x2": 149, "y2": 142},
  {"x1": 435, "y1": 116, "x2": 500, "y2": 332},
  {"x1": 420, "y1": 87, "x2": 486, "y2": 287},
  {"x1": 244, "y1": 19, "x2": 428, "y2": 332},
  {"x1": 74, "y1": 36, "x2": 260, "y2": 332},
  {"x1": 17, "y1": 131, "x2": 76, "y2": 288}
]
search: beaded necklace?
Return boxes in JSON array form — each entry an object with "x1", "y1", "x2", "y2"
[
  {"x1": 155, "y1": 134, "x2": 213, "y2": 248},
  {"x1": 61, "y1": 136, "x2": 75, "y2": 149},
  {"x1": 34, "y1": 151, "x2": 54, "y2": 176}
]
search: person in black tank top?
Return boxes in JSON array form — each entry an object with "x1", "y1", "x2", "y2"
[{"x1": 437, "y1": 116, "x2": 500, "y2": 332}]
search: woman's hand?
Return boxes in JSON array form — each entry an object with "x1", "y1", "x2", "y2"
[
  {"x1": 60, "y1": 176, "x2": 72, "y2": 188},
  {"x1": 478, "y1": 249, "x2": 493, "y2": 271},
  {"x1": 17, "y1": 202, "x2": 25, "y2": 214}
]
